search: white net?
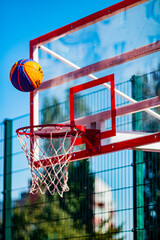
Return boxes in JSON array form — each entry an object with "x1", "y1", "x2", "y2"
[{"x1": 17, "y1": 125, "x2": 81, "y2": 197}]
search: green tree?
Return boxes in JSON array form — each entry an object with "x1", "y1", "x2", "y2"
[
  {"x1": 41, "y1": 96, "x2": 63, "y2": 124},
  {"x1": 60, "y1": 159, "x2": 94, "y2": 233},
  {"x1": 12, "y1": 191, "x2": 124, "y2": 239},
  {"x1": 12, "y1": 193, "x2": 87, "y2": 240}
]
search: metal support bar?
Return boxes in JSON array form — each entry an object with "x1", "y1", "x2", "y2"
[
  {"x1": 132, "y1": 75, "x2": 144, "y2": 240},
  {"x1": 133, "y1": 152, "x2": 137, "y2": 240},
  {"x1": 3, "y1": 119, "x2": 12, "y2": 240}
]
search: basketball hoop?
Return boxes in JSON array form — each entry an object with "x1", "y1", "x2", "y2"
[{"x1": 16, "y1": 124, "x2": 84, "y2": 197}]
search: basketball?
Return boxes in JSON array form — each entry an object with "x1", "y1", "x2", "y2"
[{"x1": 10, "y1": 59, "x2": 43, "y2": 92}]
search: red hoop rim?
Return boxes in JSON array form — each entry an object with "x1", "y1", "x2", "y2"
[{"x1": 16, "y1": 123, "x2": 85, "y2": 138}]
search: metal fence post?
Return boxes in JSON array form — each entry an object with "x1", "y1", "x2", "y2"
[
  {"x1": 132, "y1": 75, "x2": 144, "y2": 240},
  {"x1": 133, "y1": 151, "x2": 137, "y2": 240},
  {"x1": 3, "y1": 119, "x2": 12, "y2": 240}
]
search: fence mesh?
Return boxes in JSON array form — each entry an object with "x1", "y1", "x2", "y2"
[{"x1": 0, "y1": 70, "x2": 160, "y2": 239}]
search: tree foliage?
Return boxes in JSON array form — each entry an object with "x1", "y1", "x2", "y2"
[
  {"x1": 12, "y1": 191, "x2": 124, "y2": 240},
  {"x1": 60, "y1": 159, "x2": 94, "y2": 233},
  {"x1": 12, "y1": 193, "x2": 87, "y2": 240}
]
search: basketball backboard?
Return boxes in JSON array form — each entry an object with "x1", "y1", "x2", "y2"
[{"x1": 29, "y1": 0, "x2": 160, "y2": 164}]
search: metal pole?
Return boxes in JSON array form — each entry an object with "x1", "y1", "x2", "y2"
[
  {"x1": 3, "y1": 119, "x2": 12, "y2": 240},
  {"x1": 132, "y1": 75, "x2": 144, "y2": 240},
  {"x1": 133, "y1": 151, "x2": 137, "y2": 240}
]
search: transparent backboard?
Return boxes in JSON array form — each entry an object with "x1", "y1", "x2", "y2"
[{"x1": 29, "y1": 0, "x2": 160, "y2": 160}]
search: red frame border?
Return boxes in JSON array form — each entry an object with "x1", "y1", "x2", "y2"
[
  {"x1": 33, "y1": 131, "x2": 160, "y2": 168},
  {"x1": 30, "y1": 0, "x2": 148, "y2": 47},
  {"x1": 70, "y1": 74, "x2": 116, "y2": 138},
  {"x1": 28, "y1": 0, "x2": 160, "y2": 167}
]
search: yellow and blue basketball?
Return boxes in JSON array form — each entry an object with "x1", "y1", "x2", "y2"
[{"x1": 10, "y1": 59, "x2": 43, "y2": 92}]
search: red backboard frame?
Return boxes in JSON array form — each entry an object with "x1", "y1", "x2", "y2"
[
  {"x1": 30, "y1": 0, "x2": 149, "y2": 128},
  {"x1": 28, "y1": 0, "x2": 160, "y2": 166},
  {"x1": 70, "y1": 74, "x2": 116, "y2": 138}
]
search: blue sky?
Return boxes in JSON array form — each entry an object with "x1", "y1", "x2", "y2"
[{"x1": 0, "y1": 0, "x2": 120, "y2": 123}]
